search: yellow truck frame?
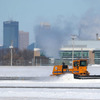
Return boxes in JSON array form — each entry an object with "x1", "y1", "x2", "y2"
[{"x1": 52, "y1": 59, "x2": 89, "y2": 76}]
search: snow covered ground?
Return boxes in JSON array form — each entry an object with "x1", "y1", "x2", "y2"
[
  {"x1": 0, "y1": 65, "x2": 100, "y2": 100},
  {"x1": 0, "y1": 66, "x2": 53, "y2": 77}
]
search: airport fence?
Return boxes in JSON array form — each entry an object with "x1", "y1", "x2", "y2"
[{"x1": 0, "y1": 58, "x2": 97, "y2": 66}]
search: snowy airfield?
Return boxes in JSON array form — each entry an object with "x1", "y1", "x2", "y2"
[{"x1": 0, "y1": 65, "x2": 100, "y2": 100}]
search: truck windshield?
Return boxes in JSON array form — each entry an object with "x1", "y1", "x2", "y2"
[{"x1": 80, "y1": 61, "x2": 87, "y2": 66}]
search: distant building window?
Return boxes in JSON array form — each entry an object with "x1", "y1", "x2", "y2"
[
  {"x1": 95, "y1": 51, "x2": 100, "y2": 58},
  {"x1": 60, "y1": 51, "x2": 89, "y2": 58}
]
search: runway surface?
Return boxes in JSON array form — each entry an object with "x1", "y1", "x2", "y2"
[{"x1": 0, "y1": 86, "x2": 99, "y2": 89}]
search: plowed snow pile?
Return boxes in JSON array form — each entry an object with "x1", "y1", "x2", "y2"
[{"x1": 59, "y1": 74, "x2": 74, "y2": 82}]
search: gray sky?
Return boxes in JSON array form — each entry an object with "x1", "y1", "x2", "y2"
[{"x1": 0, "y1": 0, "x2": 100, "y2": 45}]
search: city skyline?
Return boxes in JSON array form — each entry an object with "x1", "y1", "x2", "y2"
[
  {"x1": 3, "y1": 20, "x2": 29, "y2": 49},
  {"x1": 0, "y1": 0, "x2": 100, "y2": 45}
]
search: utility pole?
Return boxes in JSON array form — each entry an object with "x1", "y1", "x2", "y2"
[
  {"x1": 81, "y1": 48, "x2": 83, "y2": 59},
  {"x1": 71, "y1": 35, "x2": 76, "y2": 67},
  {"x1": 9, "y1": 41, "x2": 13, "y2": 66}
]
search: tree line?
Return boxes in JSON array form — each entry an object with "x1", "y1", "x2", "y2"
[{"x1": 0, "y1": 48, "x2": 34, "y2": 66}]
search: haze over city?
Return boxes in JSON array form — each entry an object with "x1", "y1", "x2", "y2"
[
  {"x1": 0, "y1": 0, "x2": 100, "y2": 45},
  {"x1": 1, "y1": 1, "x2": 100, "y2": 100}
]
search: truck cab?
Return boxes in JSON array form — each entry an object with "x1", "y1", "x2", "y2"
[{"x1": 69, "y1": 59, "x2": 89, "y2": 76}]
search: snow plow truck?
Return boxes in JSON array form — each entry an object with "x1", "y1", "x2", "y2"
[{"x1": 52, "y1": 59, "x2": 100, "y2": 79}]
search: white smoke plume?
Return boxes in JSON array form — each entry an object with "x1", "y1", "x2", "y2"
[
  {"x1": 34, "y1": 20, "x2": 76, "y2": 58},
  {"x1": 78, "y1": 9, "x2": 100, "y2": 40},
  {"x1": 34, "y1": 24, "x2": 64, "y2": 58},
  {"x1": 34, "y1": 9, "x2": 100, "y2": 58}
]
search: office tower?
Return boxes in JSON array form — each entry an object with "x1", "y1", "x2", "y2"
[
  {"x1": 40, "y1": 22, "x2": 51, "y2": 29},
  {"x1": 19, "y1": 31, "x2": 29, "y2": 50},
  {"x1": 35, "y1": 22, "x2": 51, "y2": 48},
  {"x1": 3, "y1": 21, "x2": 19, "y2": 48}
]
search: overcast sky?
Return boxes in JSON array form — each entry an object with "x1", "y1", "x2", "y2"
[{"x1": 0, "y1": 0, "x2": 100, "y2": 45}]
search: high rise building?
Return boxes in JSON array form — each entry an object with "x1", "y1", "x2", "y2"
[
  {"x1": 19, "y1": 31, "x2": 29, "y2": 50},
  {"x1": 40, "y1": 22, "x2": 51, "y2": 29},
  {"x1": 3, "y1": 21, "x2": 19, "y2": 48},
  {"x1": 35, "y1": 22, "x2": 51, "y2": 48}
]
